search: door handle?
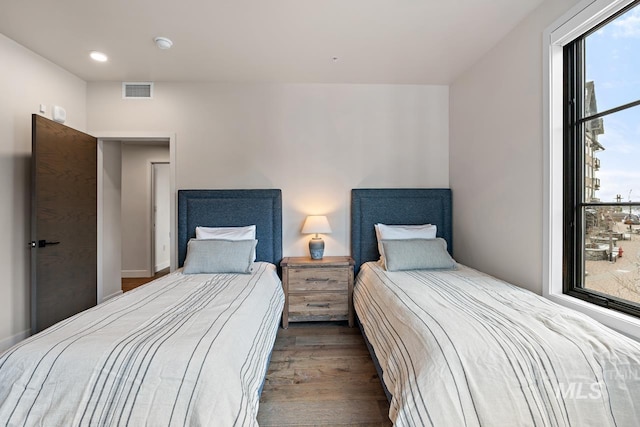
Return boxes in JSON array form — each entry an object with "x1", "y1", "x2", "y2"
[{"x1": 31, "y1": 240, "x2": 61, "y2": 248}]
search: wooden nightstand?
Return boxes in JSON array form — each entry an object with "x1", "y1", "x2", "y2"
[{"x1": 280, "y1": 256, "x2": 354, "y2": 328}]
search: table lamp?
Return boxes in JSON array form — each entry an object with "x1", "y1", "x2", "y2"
[{"x1": 302, "y1": 215, "x2": 332, "y2": 260}]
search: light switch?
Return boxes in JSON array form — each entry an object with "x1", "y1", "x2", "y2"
[{"x1": 39, "y1": 104, "x2": 46, "y2": 114}]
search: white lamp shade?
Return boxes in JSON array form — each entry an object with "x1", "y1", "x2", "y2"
[{"x1": 301, "y1": 215, "x2": 332, "y2": 234}]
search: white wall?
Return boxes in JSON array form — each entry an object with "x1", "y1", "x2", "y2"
[
  {"x1": 0, "y1": 33, "x2": 87, "y2": 349},
  {"x1": 153, "y1": 163, "x2": 171, "y2": 272},
  {"x1": 88, "y1": 83, "x2": 450, "y2": 258},
  {"x1": 121, "y1": 143, "x2": 170, "y2": 276},
  {"x1": 449, "y1": 0, "x2": 583, "y2": 294},
  {"x1": 99, "y1": 140, "x2": 122, "y2": 301}
]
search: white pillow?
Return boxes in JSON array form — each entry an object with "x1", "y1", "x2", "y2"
[
  {"x1": 195, "y1": 225, "x2": 256, "y2": 260},
  {"x1": 195, "y1": 225, "x2": 256, "y2": 240},
  {"x1": 374, "y1": 223, "x2": 437, "y2": 268}
]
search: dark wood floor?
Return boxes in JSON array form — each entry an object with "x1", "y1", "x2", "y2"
[
  {"x1": 121, "y1": 268, "x2": 170, "y2": 292},
  {"x1": 257, "y1": 322, "x2": 392, "y2": 427}
]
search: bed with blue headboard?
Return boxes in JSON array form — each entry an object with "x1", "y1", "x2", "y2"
[
  {"x1": 0, "y1": 189, "x2": 285, "y2": 427},
  {"x1": 178, "y1": 189, "x2": 282, "y2": 267},
  {"x1": 351, "y1": 188, "x2": 452, "y2": 272},
  {"x1": 350, "y1": 188, "x2": 452, "y2": 402},
  {"x1": 350, "y1": 188, "x2": 640, "y2": 427}
]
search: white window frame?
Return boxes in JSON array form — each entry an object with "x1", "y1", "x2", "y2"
[{"x1": 543, "y1": 0, "x2": 640, "y2": 341}]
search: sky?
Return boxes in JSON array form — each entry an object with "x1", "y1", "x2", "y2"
[{"x1": 586, "y1": 4, "x2": 640, "y2": 205}]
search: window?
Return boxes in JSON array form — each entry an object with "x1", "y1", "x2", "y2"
[{"x1": 564, "y1": 1, "x2": 640, "y2": 317}]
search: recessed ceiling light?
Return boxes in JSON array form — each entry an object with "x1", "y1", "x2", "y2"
[
  {"x1": 90, "y1": 51, "x2": 108, "y2": 62},
  {"x1": 154, "y1": 37, "x2": 173, "y2": 50}
]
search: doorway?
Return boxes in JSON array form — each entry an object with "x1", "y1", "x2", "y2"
[{"x1": 97, "y1": 135, "x2": 175, "y2": 303}]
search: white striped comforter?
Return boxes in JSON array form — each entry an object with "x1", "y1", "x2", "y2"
[
  {"x1": 0, "y1": 262, "x2": 284, "y2": 427},
  {"x1": 354, "y1": 262, "x2": 640, "y2": 427}
]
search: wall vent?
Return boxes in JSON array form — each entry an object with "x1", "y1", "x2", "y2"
[{"x1": 122, "y1": 82, "x2": 153, "y2": 99}]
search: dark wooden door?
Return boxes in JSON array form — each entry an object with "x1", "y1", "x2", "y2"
[{"x1": 31, "y1": 114, "x2": 97, "y2": 334}]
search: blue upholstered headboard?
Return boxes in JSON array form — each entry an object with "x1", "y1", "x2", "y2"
[
  {"x1": 178, "y1": 189, "x2": 282, "y2": 267},
  {"x1": 351, "y1": 188, "x2": 452, "y2": 273}
]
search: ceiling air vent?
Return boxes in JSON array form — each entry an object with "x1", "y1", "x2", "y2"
[{"x1": 122, "y1": 82, "x2": 153, "y2": 99}]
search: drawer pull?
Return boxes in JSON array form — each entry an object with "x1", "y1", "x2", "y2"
[
  {"x1": 306, "y1": 278, "x2": 330, "y2": 282},
  {"x1": 307, "y1": 303, "x2": 330, "y2": 308}
]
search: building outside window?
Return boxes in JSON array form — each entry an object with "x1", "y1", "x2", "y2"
[
  {"x1": 584, "y1": 81, "x2": 604, "y2": 203},
  {"x1": 564, "y1": 0, "x2": 640, "y2": 317}
]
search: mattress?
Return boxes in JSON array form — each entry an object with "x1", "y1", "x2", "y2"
[
  {"x1": 354, "y1": 261, "x2": 640, "y2": 427},
  {"x1": 0, "y1": 262, "x2": 284, "y2": 427}
]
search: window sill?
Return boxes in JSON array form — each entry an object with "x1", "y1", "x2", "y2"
[{"x1": 546, "y1": 292, "x2": 640, "y2": 342}]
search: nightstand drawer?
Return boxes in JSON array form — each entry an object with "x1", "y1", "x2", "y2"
[
  {"x1": 280, "y1": 256, "x2": 354, "y2": 328},
  {"x1": 288, "y1": 267, "x2": 348, "y2": 292},
  {"x1": 289, "y1": 293, "x2": 348, "y2": 321}
]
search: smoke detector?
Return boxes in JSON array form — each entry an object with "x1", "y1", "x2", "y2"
[{"x1": 154, "y1": 37, "x2": 173, "y2": 50}]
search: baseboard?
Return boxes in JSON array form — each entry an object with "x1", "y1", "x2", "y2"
[
  {"x1": 121, "y1": 269, "x2": 152, "y2": 278},
  {"x1": 0, "y1": 329, "x2": 30, "y2": 352},
  {"x1": 155, "y1": 260, "x2": 170, "y2": 272},
  {"x1": 101, "y1": 290, "x2": 123, "y2": 303}
]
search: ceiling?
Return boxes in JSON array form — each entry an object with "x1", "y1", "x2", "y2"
[{"x1": 0, "y1": 0, "x2": 544, "y2": 84}]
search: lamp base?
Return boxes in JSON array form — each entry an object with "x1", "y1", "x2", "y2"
[{"x1": 309, "y1": 237, "x2": 325, "y2": 260}]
